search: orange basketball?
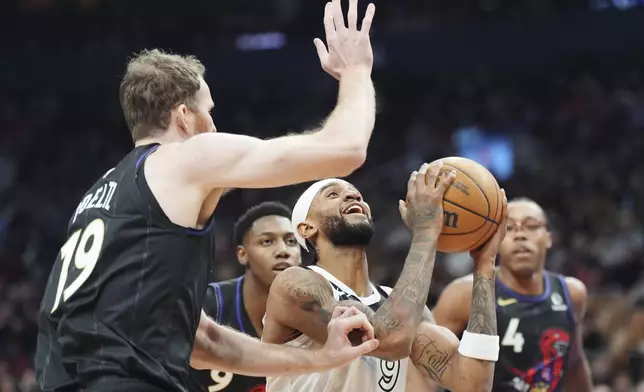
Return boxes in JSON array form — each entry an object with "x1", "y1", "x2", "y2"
[{"x1": 431, "y1": 157, "x2": 503, "y2": 253}]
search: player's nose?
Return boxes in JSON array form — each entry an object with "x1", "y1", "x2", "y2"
[
  {"x1": 343, "y1": 190, "x2": 362, "y2": 202},
  {"x1": 273, "y1": 241, "x2": 292, "y2": 259}
]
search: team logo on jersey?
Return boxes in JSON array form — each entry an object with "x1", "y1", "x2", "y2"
[
  {"x1": 510, "y1": 328, "x2": 570, "y2": 392},
  {"x1": 497, "y1": 297, "x2": 518, "y2": 307},
  {"x1": 550, "y1": 293, "x2": 568, "y2": 311}
]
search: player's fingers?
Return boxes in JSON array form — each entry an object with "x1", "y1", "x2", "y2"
[
  {"x1": 360, "y1": 3, "x2": 376, "y2": 34},
  {"x1": 350, "y1": 339, "x2": 380, "y2": 357},
  {"x1": 335, "y1": 313, "x2": 372, "y2": 334},
  {"x1": 331, "y1": 306, "x2": 349, "y2": 319},
  {"x1": 332, "y1": 0, "x2": 347, "y2": 31},
  {"x1": 322, "y1": 2, "x2": 336, "y2": 39},
  {"x1": 407, "y1": 171, "x2": 418, "y2": 201},
  {"x1": 313, "y1": 38, "x2": 329, "y2": 65},
  {"x1": 347, "y1": 0, "x2": 358, "y2": 30},
  {"x1": 498, "y1": 189, "x2": 509, "y2": 237},
  {"x1": 437, "y1": 169, "x2": 456, "y2": 195},
  {"x1": 417, "y1": 162, "x2": 433, "y2": 193},
  {"x1": 398, "y1": 199, "x2": 407, "y2": 218}
]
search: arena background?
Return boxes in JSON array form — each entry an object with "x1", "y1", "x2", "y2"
[{"x1": 1, "y1": 0, "x2": 644, "y2": 390}]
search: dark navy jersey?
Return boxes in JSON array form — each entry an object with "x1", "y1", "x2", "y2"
[
  {"x1": 190, "y1": 277, "x2": 267, "y2": 392},
  {"x1": 35, "y1": 144, "x2": 215, "y2": 392},
  {"x1": 493, "y1": 271, "x2": 576, "y2": 392}
]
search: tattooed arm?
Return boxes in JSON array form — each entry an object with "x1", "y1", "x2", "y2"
[
  {"x1": 263, "y1": 164, "x2": 455, "y2": 361},
  {"x1": 410, "y1": 192, "x2": 507, "y2": 392},
  {"x1": 264, "y1": 226, "x2": 441, "y2": 361},
  {"x1": 409, "y1": 263, "x2": 497, "y2": 392}
]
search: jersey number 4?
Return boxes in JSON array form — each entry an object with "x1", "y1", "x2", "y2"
[
  {"x1": 50, "y1": 218, "x2": 105, "y2": 313},
  {"x1": 501, "y1": 317, "x2": 525, "y2": 353}
]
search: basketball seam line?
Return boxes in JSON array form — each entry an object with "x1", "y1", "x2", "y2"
[{"x1": 444, "y1": 199, "x2": 499, "y2": 225}]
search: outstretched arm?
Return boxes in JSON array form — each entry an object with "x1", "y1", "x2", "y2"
[
  {"x1": 191, "y1": 308, "x2": 378, "y2": 376},
  {"x1": 563, "y1": 277, "x2": 592, "y2": 392},
  {"x1": 164, "y1": 1, "x2": 377, "y2": 190}
]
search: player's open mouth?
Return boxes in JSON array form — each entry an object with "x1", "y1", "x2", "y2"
[
  {"x1": 342, "y1": 203, "x2": 366, "y2": 215},
  {"x1": 272, "y1": 262, "x2": 292, "y2": 272}
]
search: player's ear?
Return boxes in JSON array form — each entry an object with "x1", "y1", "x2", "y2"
[
  {"x1": 175, "y1": 104, "x2": 190, "y2": 137},
  {"x1": 297, "y1": 221, "x2": 318, "y2": 242},
  {"x1": 236, "y1": 245, "x2": 248, "y2": 267}
]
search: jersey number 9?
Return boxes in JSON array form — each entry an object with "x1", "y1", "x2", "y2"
[
  {"x1": 209, "y1": 370, "x2": 233, "y2": 392},
  {"x1": 51, "y1": 218, "x2": 105, "y2": 313}
]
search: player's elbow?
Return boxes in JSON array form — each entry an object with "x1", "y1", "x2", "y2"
[
  {"x1": 190, "y1": 318, "x2": 240, "y2": 371},
  {"x1": 454, "y1": 358, "x2": 495, "y2": 392},
  {"x1": 334, "y1": 148, "x2": 367, "y2": 176}
]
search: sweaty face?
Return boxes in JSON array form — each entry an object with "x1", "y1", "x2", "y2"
[
  {"x1": 308, "y1": 181, "x2": 375, "y2": 247},
  {"x1": 498, "y1": 200, "x2": 552, "y2": 277},
  {"x1": 239, "y1": 215, "x2": 301, "y2": 289}
]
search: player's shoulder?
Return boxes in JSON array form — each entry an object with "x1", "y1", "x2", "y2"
[
  {"x1": 562, "y1": 275, "x2": 587, "y2": 295},
  {"x1": 562, "y1": 274, "x2": 588, "y2": 310},
  {"x1": 546, "y1": 270, "x2": 587, "y2": 299},
  {"x1": 271, "y1": 266, "x2": 333, "y2": 298},
  {"x1": 274, "y1": 265, "x2": 327, "y2": 286},
  {"x1": 203, "y1": 278, "x2": 240, "y2": 318},
  {"x1": 207, "y1": 278, "x2": 241, "y2": 302},
  {"x1": 443, "y1": 273, "x2": 474, "y2": 296}
]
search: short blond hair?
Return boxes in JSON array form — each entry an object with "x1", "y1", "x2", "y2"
[{"x1": 119, "y1": 49, "x2": 205, "y2": 141}]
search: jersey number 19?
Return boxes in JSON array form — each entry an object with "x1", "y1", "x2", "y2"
[{"x1": 50, "y1": 218, "x2": 105, "y2": 313}]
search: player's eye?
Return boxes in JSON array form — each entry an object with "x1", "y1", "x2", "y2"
[
  {"x1": 327, "y1": 191, "x2": 339, "y2": 198},
  {"x1": 286, "y1": 237, "x2": 297, "y2": 246},
  {"x1": 261, "y1": 239, "x2": 273, "y2": 246}
]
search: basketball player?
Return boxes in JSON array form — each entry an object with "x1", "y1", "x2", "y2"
[
  {"x1": 190, "y1": 201, "x2": 301, "y2": 391},
  {"x1": 35, "y1": 1, "x2": 382, "y2": 391},
  {"x1": 262, "y1": 162, "x2": 509, "y2": 392},
  {"x1": 432, "y1": 198, "x2": 592, "y2": 392}
]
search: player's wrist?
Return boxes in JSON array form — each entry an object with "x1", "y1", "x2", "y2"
[
  {"x1": 473, "y1": 258, "x2": 496, "y2": 275},
  {"x1": 411, "y1": 227, "x2": 441, "y2": 240},
  {"x1": 338, "y1": 66, "x2": 372, "y2": 80},
  {"x1": 310, "y1": 347, "x2": 335, "y2": 372},
  {"x1": 458, "y1": 330, "x2": 500, "y2": 362}
]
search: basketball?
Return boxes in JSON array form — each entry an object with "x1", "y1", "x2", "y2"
[{"x1": 431, "y1": 157, "x2": 504, "y2": 253}]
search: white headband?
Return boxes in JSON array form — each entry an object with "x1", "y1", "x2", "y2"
[{"x1": 292, "y1": 178, "x2": 343, "y2": 251}]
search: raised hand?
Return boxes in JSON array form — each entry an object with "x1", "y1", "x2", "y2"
[
  {"x1": 314, "y1": 0, "x2": 376, "y2": 80},
  {"x1": 398, "y1": 162, "x2": 456, "y2": 234},
  {"x1": 319, "y1": 306, "x2": 379, "y2": 368}
]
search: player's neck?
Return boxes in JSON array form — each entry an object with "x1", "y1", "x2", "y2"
[
  {"x1": 134, "y1": 131, "x2": 183, "y2": 147},
  {"x1": 497, "y1": 268, "x2": 545, "y2": 296},
  {"x1": 242, "y1": 272, "x2": 268, "y2": 335},
  {"x1": 317, "y1": 245, "x2": 371, "y2": 297}
]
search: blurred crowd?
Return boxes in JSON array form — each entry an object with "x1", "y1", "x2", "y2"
[{"x1": 1, "y1": 1, "x2": 644, "y2": 392}]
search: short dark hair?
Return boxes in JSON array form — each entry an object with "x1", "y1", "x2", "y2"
[
  {"x1": 508, "y1": 196, "x2": 549, "y2": 224},
  {"x1": 233, "y1": 201, "x2": 293, "y2": 246},
  {"x1": 119, "y1": 49, "x2": 205, "y2": 141}
]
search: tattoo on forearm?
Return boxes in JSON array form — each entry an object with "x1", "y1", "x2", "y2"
[
  {"x1": 411, "y1": 334, "x2": 452, "y2": 383},
  {"x1": 371, "y1": 229, "x2": 438, "y2": 338},
  {"x1": 466, "y1": 268, "x2": 497, "y2": 335}
]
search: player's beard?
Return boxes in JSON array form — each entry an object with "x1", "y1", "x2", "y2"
[{"x1": 321, "y1": 215, "x2": 375, "y2": 247}]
